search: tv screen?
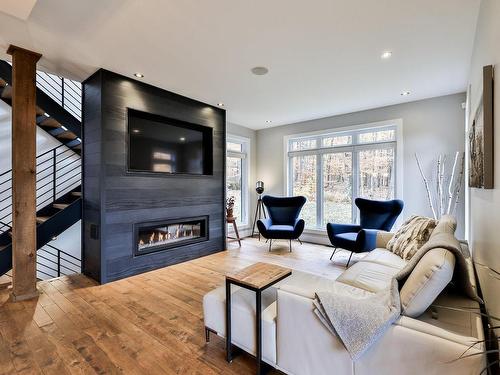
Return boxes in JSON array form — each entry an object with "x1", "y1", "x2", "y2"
[{"x1": 128, "y1": 109, "x2": 213, "y2": 175}]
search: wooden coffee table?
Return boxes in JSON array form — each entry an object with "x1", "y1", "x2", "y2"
[{"x1": 225, "y1": 262, "x2": 292, "y2": 374}]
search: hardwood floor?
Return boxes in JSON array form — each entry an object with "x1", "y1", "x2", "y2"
[{"x1": 0, "y1": 237, "x2": 351, "y2": 374}]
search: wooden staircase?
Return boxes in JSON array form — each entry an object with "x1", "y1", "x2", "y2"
[{"x1": 0, "y1": 59, "x2": 83, "y2": 280}]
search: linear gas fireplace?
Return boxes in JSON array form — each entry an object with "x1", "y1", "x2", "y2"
[{"x1": 134, "y1": 216, "x2": 208, "y2": 256}]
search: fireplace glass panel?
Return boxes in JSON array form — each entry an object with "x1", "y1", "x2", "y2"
[{"x1": 136, "y1": 217, "x2": 207, "y2": 255}]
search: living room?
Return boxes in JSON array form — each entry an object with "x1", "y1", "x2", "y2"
[{"x1": 0, "y1": 0, "x2": 498, "y2": 374}]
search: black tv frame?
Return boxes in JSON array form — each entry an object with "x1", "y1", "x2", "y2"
[{"x1": 126, "y1": 108, "x2": 214, "y2": 176}]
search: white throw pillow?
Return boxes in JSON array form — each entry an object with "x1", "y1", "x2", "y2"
[
  {"x1": 386, "y1": 215, "x2": 437, "y2": 260},
  {"x1": 399, "y1": 248, "x2": 455, "y2": 317}
]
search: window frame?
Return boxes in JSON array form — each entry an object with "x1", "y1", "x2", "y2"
[
  {"x1": 226, "y1": 134, "x2": 250, "y2": 226},
  {"x1": 284, "y1": 119, "x2": 403, "y2": 231}
]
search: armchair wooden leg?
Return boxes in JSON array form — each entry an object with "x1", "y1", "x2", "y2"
[
  {"x1": 346, "y1": 252, "x2": 354, "y2": 268},
  {"x1": 268, "y1": 239, "x2": 272, "y2": 252},
  {"x1": 329, "y1": 247, "x2": 337, "y2": 261},
  {"x1": 297, "y1": 238, "x2": 303, "y2": 245},
  {"x1": 289, "y1": 239, "x2": 292, "y2": 252}
]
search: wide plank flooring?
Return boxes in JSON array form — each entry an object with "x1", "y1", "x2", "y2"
[{"x1": 0, "y1": 237, "x2": 351, "y2": 374}]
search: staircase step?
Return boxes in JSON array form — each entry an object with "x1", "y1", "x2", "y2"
[
  {"x1": 36, "y1": 106, "x2": 46, "y2": 116},
  {"x1": 56, "y1": 131, "x2": 77, "y2": 141},
  {"x1": 53, "y1": 203, "x2": 69, "y2": 210},
  {"x1": 36, "y1": 216, "x2": 50, "y2": 224},
  {"x1": 1, "y1": 85, "x2": 12, "y2": 99},
  {"x1": 38, "y1": 116, "x2": 61, "y2": 128},
  {"x1": 65, "y1": 138, "x2": 81, "y2": 148},
  {"x1": 71, "y1": 191, "x2": 82, "y2": 197},
  {"x1": 0, "y1": 273, "x2": 11, "y2": 290}
]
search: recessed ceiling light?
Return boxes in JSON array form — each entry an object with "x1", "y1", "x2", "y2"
[
  {"x1": 217, "y1": 102, "x2": 224, "y2": 107},
  {"x1": 134, "y1": 72, "x2": 144, "y2": 78},
  {"x1": 381, "y1": 51, "x2": 392, "y2": 59},
  {"x1": 132, "y1": 129, "x2": 140, "y2": 133},
  {"x1": 251, "y1": 66, "x2": 269, "y2": 76},
  {"x1": 180, "y1": 137, "x2": 186, "y2": 141},
  {"x1": 401, "y1": 91, "x2": 411, "y2": 96},
  {"x1": 265, "y1": 120, "x2": 273, "y2": 124}
]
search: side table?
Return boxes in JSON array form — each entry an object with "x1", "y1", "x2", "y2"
[
  {"x1": 225, "y1": 262, "x2": 292, "y2": 374},
  {"x1": 227, "y1": 216, "x2": 241, "y2": 246}
]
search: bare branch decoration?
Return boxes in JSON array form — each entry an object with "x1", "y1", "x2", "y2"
[
  {"x1": 415, "y1": 153, "x2": 437, "y2": 220},
  {"x1": 415, "y1": 152, "x2": 465, "y2": 220}
]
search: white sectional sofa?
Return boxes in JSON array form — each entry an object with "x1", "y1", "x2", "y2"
[{"x1": 203, "y1": 217, "x2": 486, "y2": 374}]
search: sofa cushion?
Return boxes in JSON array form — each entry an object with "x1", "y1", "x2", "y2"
[
  {"x1": 333, "y1": 232, "x2": 359, "y2": 249},
  {"x1": 267, "y1": 224, "x2": 295, "y2": 236},
  {"x1": 277, "y1": 269, "x2": 353, "y2": 299},
  {"x1": 336, "y1": 261, "x2": 401, "y2": 293},
  {"x1": 386, "y1": 215, "x2": 437, "y2": 260},
  {"x1": 400, "y1": 248, "x2": 455, "y2": 317},
  {"x1": 361, "y1": 248, "x2": 407, "y2": 270}
]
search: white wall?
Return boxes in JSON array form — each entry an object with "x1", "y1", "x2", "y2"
[
  {"x1": 255, "y1": 93, "x2": 467, "y2": 239},
  {"x1": 467, "y1": 0, "x2": 500, "y2": 325},
  {"x1": 227, "y1": 122, "x2": 257, "y2": 237},
  {"x1": 0, "y1": 100, "x2": 64, "y2": 173}
]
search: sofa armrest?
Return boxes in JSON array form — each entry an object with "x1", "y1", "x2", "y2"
[
  {"x1": 293, "y1": 218, "x2": 305, "y2": 237},
  {"x1": 376, "y1": 231, "x2": 394, "y2": 248},
  {"x1": 257, "y1": 218, "x2": 272, "y2": 237},
  {"x1": 358, "y1": 229, "x2": 379, "y2": 252}
]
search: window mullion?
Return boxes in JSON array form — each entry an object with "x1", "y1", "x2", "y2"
[
  {"x1": 352, "y1": 150, "x2": 359, "y2": 224},
  {"x1": 317, "y1": 151, "x2": 323, "y2": 229}
]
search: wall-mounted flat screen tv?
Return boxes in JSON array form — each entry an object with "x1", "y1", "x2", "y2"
[{"x1": 128, "y1": 109, "x2": 213, "y2": 175}]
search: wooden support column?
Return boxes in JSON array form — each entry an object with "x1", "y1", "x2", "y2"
[{"x1": 7, "y1": 45, "x2": 42, "y2": 302}]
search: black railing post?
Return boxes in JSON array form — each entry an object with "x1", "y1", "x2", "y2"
[
  {"x1": 57, "y1": 249, "x2": 61, "y2": 277},
  {"x1": 52, "y1": 148, "x2": 57, "y2": 202}
]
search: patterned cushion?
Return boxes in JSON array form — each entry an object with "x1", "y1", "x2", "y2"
[{"x1": 386, "y1": 215, "x2": 437, "y2": 260}]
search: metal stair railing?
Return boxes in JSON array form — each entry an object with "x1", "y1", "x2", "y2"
[
  {"x1": 0, "y1": 144, "x2": 81, "y2": 234},
  {"x1": 0, "y1": 220, "x2": 81, "y2": 281},
  {"x1": 36, "y1": 70, "x2": 82, "y2": 121},
  {"x1": 37, "y1": 243, "x2": 81, "y2": 280}
]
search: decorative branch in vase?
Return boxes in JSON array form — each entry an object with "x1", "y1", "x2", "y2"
[
  {"x1": 226, "y1": 196, "x2": 235, "y2": 219},
  {"x1": 415, "y1": 152, "x2": 465, "y2": 220}
]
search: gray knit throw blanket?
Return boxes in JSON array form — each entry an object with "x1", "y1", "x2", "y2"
[
  {"x1": 314, "y1": 279, "x2": 400, "y2": 360},
  {"x1": 314, "y1": 218, "x2": 481, "y2": 360}
]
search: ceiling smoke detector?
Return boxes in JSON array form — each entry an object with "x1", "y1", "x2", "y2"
[{"x1": 251, "y1": 66, "x2": 269, "y2": 76}]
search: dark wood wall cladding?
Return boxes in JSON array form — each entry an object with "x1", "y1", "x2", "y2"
[{"x1": 82, "y1": 69, "x2": 226, "y2": 283}]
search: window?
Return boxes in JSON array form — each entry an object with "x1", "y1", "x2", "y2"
[
  {"x1": 287, "y1": 123, "x2": 400, "y2": 229},
  {"x1": 227, "y1": 136, "x2": 249, "y2": 226}
]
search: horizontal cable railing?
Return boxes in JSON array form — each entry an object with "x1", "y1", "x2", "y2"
[
  {"x1": 4, "y1": 60, "x2": 82, "y2": 121},
  {"x1": 0, "y1": 214, "x2": 81, "y2": 281},
  {"x1": 36, "y1": 70, "x2": 82, "y2": 121},
  {"x1": 0, "y1": 144, "x2": 81, "y2": 234},
  {"x1": 37, "y1": 243, "x2": 81, "y2": 280}
]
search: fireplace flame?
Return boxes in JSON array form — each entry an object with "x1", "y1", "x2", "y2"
[{"x1": 137, "y1": 222, "x2": 203, "y2": 252}]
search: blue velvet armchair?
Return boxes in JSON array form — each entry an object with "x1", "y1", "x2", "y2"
[
  {"x1": 257, "y1": 195, "x2": 306, "y2": 252},
  {"x1": 326, "y1": 198, "x2": 404, "y2": 266}
]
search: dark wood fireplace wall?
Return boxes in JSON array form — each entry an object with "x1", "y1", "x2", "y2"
[{"x1": 82, "y1": 69, "x2": 226, "y2": 283}]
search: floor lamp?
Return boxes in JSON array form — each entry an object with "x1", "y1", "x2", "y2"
[{"x1": 251, "y1": 181, "x2": 266, "y2": 239}]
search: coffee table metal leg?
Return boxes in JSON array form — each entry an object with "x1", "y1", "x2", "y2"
[
  {"x1": 226, "y1": 279, "x2": 232, "y2": 362},
  {"x1": 256, "y1": 289, "x2": 262, "y2": 375}
]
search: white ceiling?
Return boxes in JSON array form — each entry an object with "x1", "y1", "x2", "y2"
[
  {"x1": 0, "y1": 0, "x2": 37, "y2": 21},
  {"x1": 0, "y1": 0, "x2": 480, "y2": 129}
]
